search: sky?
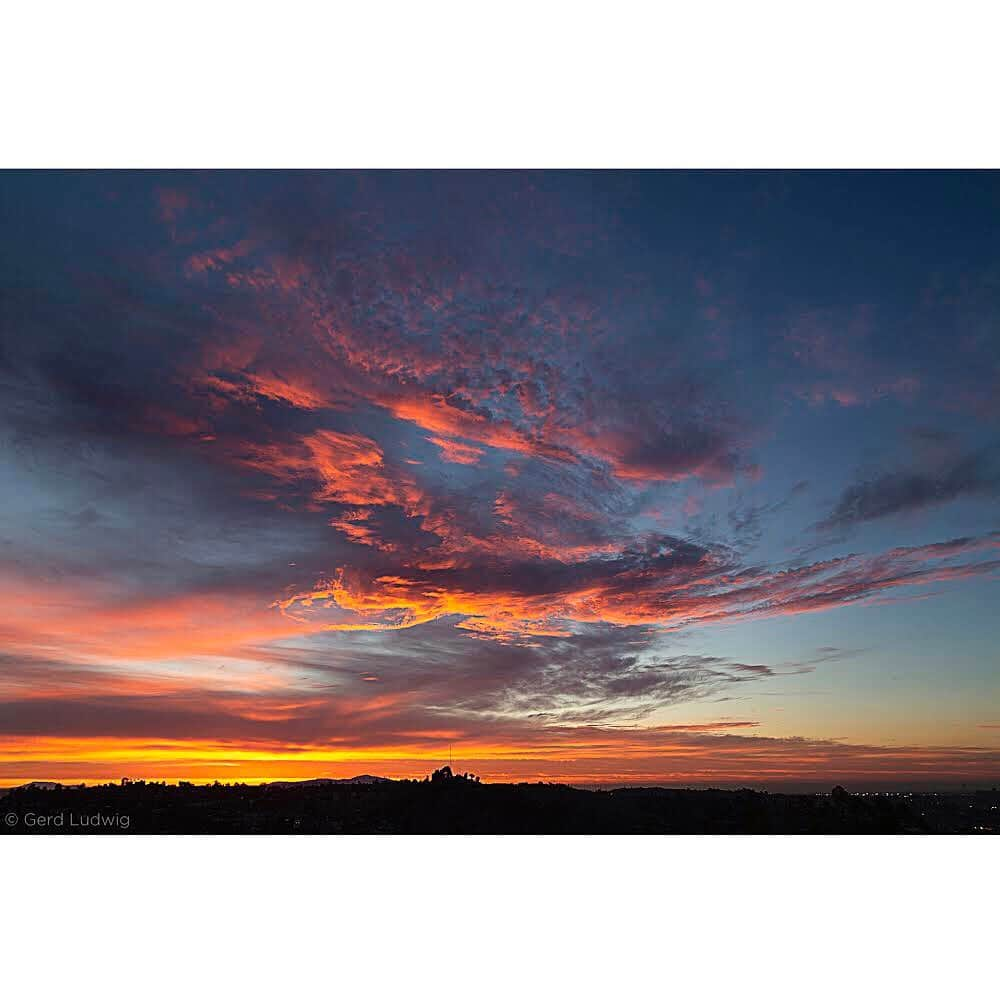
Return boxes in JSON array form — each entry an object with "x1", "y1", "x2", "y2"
[{"x1": 1, "y1": 170, "x2": 998, "y2": 789}]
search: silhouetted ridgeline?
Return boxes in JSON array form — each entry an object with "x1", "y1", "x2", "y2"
[{"x1": 2, "y1": 769, "x2": 997, "y2": 834}]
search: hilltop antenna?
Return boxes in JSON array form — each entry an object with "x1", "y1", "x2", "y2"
[{"x1": 449, "y1": 743, "x2": 453, "y2": 769}]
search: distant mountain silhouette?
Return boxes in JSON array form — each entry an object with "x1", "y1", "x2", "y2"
[
  {"x1": 264, "y1": 775, "x2": 392, "y2": 788},
  {"x1": 14, "y1": 781, "x2": 84, "y2": 791}
]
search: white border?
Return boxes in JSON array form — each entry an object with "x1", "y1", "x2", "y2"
[
  {"x1": 1, "y1": 836, "x2": 995, "y2": 997},
  {"x1": 3, "y1": 1, "x2": 999, "y2": 167}
]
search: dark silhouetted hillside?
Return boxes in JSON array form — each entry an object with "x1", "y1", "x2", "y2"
[{"x1": 2, "y1": 769, "x2": 997, "y2": 834}]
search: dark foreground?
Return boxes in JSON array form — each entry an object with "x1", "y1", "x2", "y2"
[{"x1": 3, "y1": 773, "x2": 998, "y2": 834}]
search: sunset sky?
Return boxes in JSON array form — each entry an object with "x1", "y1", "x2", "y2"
[{"x1": 1, "y1": 170, "x2": 998, "y2": 788}]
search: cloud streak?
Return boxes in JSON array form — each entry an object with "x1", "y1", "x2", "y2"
[{"x1": 821, "y1": 446, "x2": 999, "y2": 530}]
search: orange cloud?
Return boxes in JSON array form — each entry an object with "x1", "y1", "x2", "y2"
[
  {"x1": 275, "y1": 536, "x2": 1000, "y2": 643},
  {"x1": 0, "y1": 575, "x2": 321, "y2": 662},
  {"x1": 240, "y1": 429, "x2": 418, "y2": 510},
  {"x1": 427, "y1": 435, "x2": 485, "y2": 465},
  {"x1": 383, "y1": 394, "x2": 572, "y2": 462}
]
